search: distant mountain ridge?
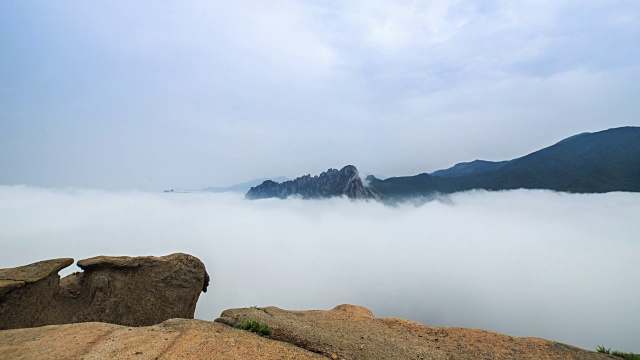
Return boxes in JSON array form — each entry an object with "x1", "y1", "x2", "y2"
[
  {"x1": 431, "y1": 160, "x2": 509, "y2": 178},
  {"x1": 246, "y1": 127, "x2": 640, "y2": 201},
  {"x1": 447, "y1": 126, "x2": 640, "y2": 193}
]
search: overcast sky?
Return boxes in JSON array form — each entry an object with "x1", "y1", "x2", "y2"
[{"x1": 1, "y1": 1, "x2": 639, "y2": 190}]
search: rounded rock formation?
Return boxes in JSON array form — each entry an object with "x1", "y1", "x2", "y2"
[{"x1": 0, "y1": 253, "x2": 209, "y2": 329}]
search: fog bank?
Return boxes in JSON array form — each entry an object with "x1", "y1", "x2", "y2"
[{"x1": 0, "y1": 186, "x2": 638, "y2": 351}]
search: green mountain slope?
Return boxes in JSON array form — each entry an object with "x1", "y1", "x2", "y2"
[
  {"x1": 369, "y1": 127, "x2": 640, "y2": 200},
  {"x1": 431, "y1": 160, "x2": 509, "y2": 178}
]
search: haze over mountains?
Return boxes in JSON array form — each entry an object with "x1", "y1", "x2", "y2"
[
  {"x1": 246, "y1": 127, "x2": 640, "y2": 201},
  {"x1": 202, "y1": 176, "x2": 289, "y2": 194}
]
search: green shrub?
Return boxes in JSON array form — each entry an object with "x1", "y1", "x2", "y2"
[
  {"x1": 236, "y1": 320, "x2": 272, "y2": 336},
  {"x1": 596, "y1": 345, "x2": 639, "y2": 360},
  {"x1": 611, "y1": 351, "x2": 640, "y2": 360}
]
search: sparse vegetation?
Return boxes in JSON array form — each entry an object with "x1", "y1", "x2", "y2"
[
  {"x1": 236, "y1": 320, "x2": 272, "y2": 336},
  {"x1": 596, "y1": 345, "x2": 640, "y2": 360}
]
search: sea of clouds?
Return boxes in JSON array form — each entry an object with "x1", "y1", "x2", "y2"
[{"x1": 1, "y1": 185, "x2": 638, "y2": 351}]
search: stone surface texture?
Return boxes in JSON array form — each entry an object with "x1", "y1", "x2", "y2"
[
  {"x1": 0, "y1": 253, "x2": 208, "y2": 329},
  {"x1": 0, "y1": 318, "x2": 325, "y2": 360}
]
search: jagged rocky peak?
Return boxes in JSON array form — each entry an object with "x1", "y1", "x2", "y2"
[{"x1": 246, "y1": 165, "x2": 380, "y2": 200}]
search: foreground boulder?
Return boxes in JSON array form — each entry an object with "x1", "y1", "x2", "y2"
[
  {"x1": 0, "y1": 253, "x2": 208, "y2": 329},
  {"x1": 216, "y1": 304, "x2": 613, "y2": 360}
]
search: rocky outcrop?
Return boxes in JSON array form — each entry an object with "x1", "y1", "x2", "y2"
[
  {"x1": 216, "y1": 305, "x2": 614, "y2": 360},
  {"x1": 0, "y1": 253, "x2": 208, "y2": 330},
  {"x1": 246, "y1": 165, "x2": 380, "y2": 200},
  {"x1": 0, "y1": 318, "x2": 325, "y2": 360}
]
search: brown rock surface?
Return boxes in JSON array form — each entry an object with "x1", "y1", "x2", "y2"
[
  {"x1": 0, "y1": 318, "x2": 325, "y2": 360},
  {"x1": 0, "y1": 253, "x2": 208, "y2": 329},
  {"x1": 216, "y1": 304, "x2": 614, "y2": 360}
]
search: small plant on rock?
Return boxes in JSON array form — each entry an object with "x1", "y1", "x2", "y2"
[{"x1": 236, "y1": 320, "x2": 272, "y2": 336}]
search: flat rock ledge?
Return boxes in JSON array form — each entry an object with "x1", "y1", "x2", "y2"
[{"x1": 0, "y1": 253, "x2": 209, "y2": 330}]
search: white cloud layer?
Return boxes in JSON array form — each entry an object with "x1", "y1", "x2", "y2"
[{"x1": 1, "y1": 186, "x2": 639, "y2": 352}]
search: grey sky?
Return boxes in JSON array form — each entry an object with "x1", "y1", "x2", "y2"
[{"x1": 1, "y1": 1, "x2": 639, "y2": 190}]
